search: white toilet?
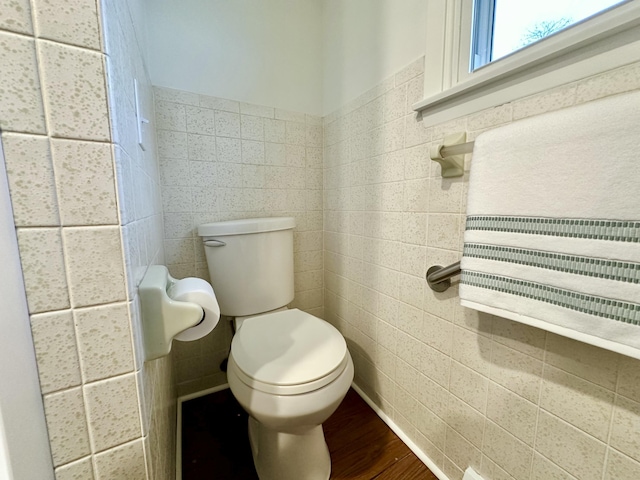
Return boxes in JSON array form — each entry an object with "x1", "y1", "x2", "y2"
[{"x1": 198, "y1": 217, "x2": 354, "y2": 480}]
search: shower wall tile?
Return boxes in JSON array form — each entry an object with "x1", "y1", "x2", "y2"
[
  {"x1": 0, "y1": 0, "x2": 32, "y2": 34},
  {"x1": 54, "y1": 457, "x2": 95, "y2": 480},
  {"x1": 31, "y1": 310, "x2": 81, "y2": 393},
  {"x1": 32, "y1": 0, "x2": 101, "y2": 50},
  {"x1": 37, "y1": 41, "x2": 110, "y2": 140},
  {"x1": 84, "y1": 373, "x2": 142, "y2": 453},
  {"x1": 43, "y1": 387, "x2": 91, "y2": 466},
  {"x1": 51, "y1": 139, "x2": 118, "y2": 226},
  {"x1": 16, "y1": 227, "x2": 70, "y2": 313},
  {"x1": 74, "y1": 303, "x2": 135, "y2": 383},
  {"x1": 63, "y1": 226, "x2": 126, "y2": 307},
  {"x1": 322, "y1": 57, "x2": 640, "y2": 479},
  {"x1": 0, "y1": 32, "x2": 46, "y2": 133},
  {"x1": 2, "y1": 132, "x2": 59, "y2": 226},
  {"x1": 93, "y1": 439, "x2": 147, "y2": 480}
]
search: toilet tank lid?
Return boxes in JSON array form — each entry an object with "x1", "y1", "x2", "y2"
[{"x1": 198, "y1": 217, "x2": 295, "y2": 237}]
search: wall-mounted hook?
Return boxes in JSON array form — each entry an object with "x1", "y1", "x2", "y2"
[{"x1": 429, "y1": 132, "x2": 468, "y2": 177}]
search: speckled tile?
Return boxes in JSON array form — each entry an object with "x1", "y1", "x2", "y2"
[
  {"x1": 155, "y1": 100, "x2": 186, "y2": 131},
  {"x1": 512, "y1": 84, "x2": 577, "y2": 120},
  {"x1": 187, "y1": 133, "x2": 216, "y2": 161},
  {"x1": 62, "y1": 226, "x2": 126, "y2": 307},
  {"x1": 214, "y1": 110, "x2": 240, "y2": 138},
  {"x1": 2, "y1": 132, "x2": 59, "y2": 226},
  {"x1": 0, "y1": 32, "x2": 46, "y2": 133},
  {"x1": 216, "y1": 136, "x2": 242, "y2": 163},
  {"x1": 536, "y1": 410, "x2": 606, "y2": 480},
  {"x1": 43, "y1": 387, "x2": 91, "y2": 466},
  {"x1": 617, "y1": 355, "x2": 640, "y2": 403},
  {"x1": 16, "y1": 227, "x2": 69, "y2": 313},
  {"x1": 445, "y1": 426, "x2": 481, "y2": 474},
  {"x1": 74, "y1": 303, "x2": 134, "y2": 383},
  {"x1": 33, "y1": 0, "x2": 101, "y2": 50},
  {"x1": 540, "y1": 365, "x2": 614, "y2": 442},
  {"x1": 156, "y1": 130, "x2": 187, "y2": 159},
  {"x1": 531, "y1": 454, "x2": 577, "y2": 480},
  {"x1": 54, "y1": 456, "x2": 94, "y2": 480},
  {"x1": 605, "y1": 449, "x2": 640, "y2": 480},
  {"x1": 38, "y1": 40, "x2": 110, "y2": 140},
  {"x1": 427, "y1": 214, "x2": 462, "y2": 250},
  {"x1": 94, "y1": 439, "x2": 147, "y2": 480},
  {"x1": 486, "y1": 382, "x2": 537, "y2": 446},
  {"x1": 84, "y1": 373, "x2": 141, "y2": 452},
  {"x1": 0, "y1": 0, "x2": 32, "y2": 34},
  {"x1": 576, "y1": 62, "x2": 640, "y2": 104},
  {"x1": 610, "y1": 395, "x2": 640, "y2": 463},
  {"x1": 186, "y1": 106, "x2": 215, "y2": 135},
  {"x1": 285, "y1": 121, "x2": 306, "y2": 146},
  {"x1": 491, "y1": 317, "x2": 546, "y2": 360},
  {"x1": 482, "y1": 421, "x2": 533, "y2": 480},
  {"x1": 264, "y1": 118, "x2": 285, "y2": 143},
  {"x1": 199, "y1": 94, "x2": 238, "y2": 112},
  {"x1": 489, "y1": 342, "x2": 542, "y2": 403},
  {"x1": 449, "y1": 361, "x2": 489, "y2": 414},
  {"x1": 31, "y1": 310, "x2": 81, "y2": 393},
  {"x1": 545, "y1": 333, "x2": 620, "y2": 391},
  {"x1": 51, "y1": 139, "x2": 118, "y2": 226},
  {"x1": 240, "y1": 115, "x2": 264, "y2": 141}
]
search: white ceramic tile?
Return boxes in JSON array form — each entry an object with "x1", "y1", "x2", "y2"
[
  {"x1": 215, "y1": 110, "x2": 241, "y2": 138},
  {"x1": 264, "y1": 118, "x2": 286, "y2": 143},
  {"x1": 43, "y1": 387, "x2": 91, "y2": 466},
  {"x1": 186, "y1": 106, "x2": 215, "y2": 135},
  {"x1": 54, "y1": 456, "x2": 94, "y2": 480},
  {"x1": 156, "y1": 130, "x2": 188, "y2": 159},
  {"x1": 74, "y1": 303, "x2": 134, "y2": 383},
  {"x1": 33, "y1": 0, "x2": 100, "y2": 49},
  {"x1": 536, "y1": 410, "x2": 606, "y2": 480},
  {"x1": 63, "y1": 226, "x2": 126, "y2": 307},
  {"x1": 427, "y1": 214, "x2": 462, "y2": 250},
  {"x1": 610, "y1": 395, "x2": 640, "y2": 463},
  {"x1": 17, "y1": 227, "x2": 69, "y2": 313},
  {"x1": 159, "y1": 157, "x2": 190, "y2": 186},
  {"x1": 576, "y1": 62, "x2": 640, "y2": 104},
  {"x1": 0, "y1": 0, "x2": 32, "y2": 34},
  {"x1": 187, "y1": 133, "x2": 216, "y2": 161},
  {"x1": 38, "y1": 40, "x2": 110, "y2": 140},
  {"x1": 545, "y1": 333, "x2": 620, "y2": 390},
  {"x1": 449, "y1": 361, "x2": 488, "y2": 414},
  {"x1": 51, "y1": 139, "x2": 118, "y2": 226},
  {"x1": 540, "y1": 365, "x2": 614, "y2": 441},
  {"x1": 2, "y1": 132, "x2": 59, "y2": 226},
  {"x1": 240, "y1": 115, "x2": 264, "y2": 141},
  {"x1": 486, "y1": 382, "x2": 537, "y2": 446},
  {"x1": 0, "y1": 32, "x2": 46, "y2": 133},
  {"x1": 155, "y1": 100, "x2": 186, "y2": 131},
  {"x1": 94, "y1": 439, "x2": 147, "y2": 480},
  {"x1": 31, "y1": 310, "x2": 81, "y2": 393},
  {"x1": 512, "y1": 85, "x2": 577, "y2": 120},
  {"x1": 215, "y1": 136, "x2": 242, "y2": 163},
  {"x1": 490, "y1": 342, "x2": 542, "y2": 403},
  {"x1": 189, "y1": 160, "x2": 217, "y2": 188},
  {"x1": 84, "y1": 373, "x2": 141, "y2": 452},
  {"x1": 241, "y1": 140, "x2": 265, "y2": 164},
  {"x1": 491, "y1": 317, "x2": 546, "y2": 359},
  {"x1": 482, "y1": 421, "x2": 533, "y2": 480}
]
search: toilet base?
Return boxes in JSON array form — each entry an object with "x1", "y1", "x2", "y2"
[{"x1": 248, "y1": 417, "x2": 330, "y2": 480}]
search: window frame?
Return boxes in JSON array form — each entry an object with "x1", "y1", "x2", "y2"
[{"x1": 414, "y1": 0, "x2": 640, "y2": 125}]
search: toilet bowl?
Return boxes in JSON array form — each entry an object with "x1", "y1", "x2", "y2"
[
  {"x1": 198, "y1": 217, "x2": 353, "y2": 480},
  {"x1": 227, "y1": 308, "x2": 353, "y2": 480}
]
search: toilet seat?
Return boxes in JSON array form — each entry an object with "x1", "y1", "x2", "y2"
[{"x1": 230, "y1": 309, "x2": 348, "y2": 395}]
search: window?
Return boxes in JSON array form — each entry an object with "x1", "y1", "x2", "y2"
[
  {"x1": 472, "y1": 0, "x2": 627, "y2": 71},
  {"x1": 415, "y1": 0, "x2": 640, "y2": 125}
]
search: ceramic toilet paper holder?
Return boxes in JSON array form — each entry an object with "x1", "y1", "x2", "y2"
[{"x1": 139, "y1": 265, "x2": 204, "y2": 361}]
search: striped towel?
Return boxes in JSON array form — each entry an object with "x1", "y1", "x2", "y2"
[{"x1": 459, "y1": 90, "x2": 640, "y2": 359}]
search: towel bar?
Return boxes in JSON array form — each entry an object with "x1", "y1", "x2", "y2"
[{"x1": 426, "y1": 261, "x2": 461, "y2": 292}]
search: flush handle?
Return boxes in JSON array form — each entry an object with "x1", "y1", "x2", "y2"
[{"x1": 204, "y1": 239, "x2": 226, "y2": 247}]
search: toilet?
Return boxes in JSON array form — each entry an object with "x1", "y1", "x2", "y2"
[{"x1": 198, "y1": 217, "x2": 354, "y2": 480}]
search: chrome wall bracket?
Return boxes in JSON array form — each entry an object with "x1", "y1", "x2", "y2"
[{"x1": 426, "y1": 261, "x2": 461, "y2": 292}]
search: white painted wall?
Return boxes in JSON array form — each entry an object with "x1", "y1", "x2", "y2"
[
  {"x1": 145, "y1": 0, "x2": 323, "y2": 115},
  {"x1": 321, "y1": 0, "x2": 427, "y2": 114}
]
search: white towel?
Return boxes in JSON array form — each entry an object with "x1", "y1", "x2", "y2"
[{"x1": 460, "y1": 90, "x2": 640, "y2": 359}]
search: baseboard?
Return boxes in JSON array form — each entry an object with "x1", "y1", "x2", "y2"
[
  {"x1": 351, "y1": 382, "x2": 451, "y2": 480},
  {"x1": 176, "y1": 383, "x2": 230, "y2": 480}
]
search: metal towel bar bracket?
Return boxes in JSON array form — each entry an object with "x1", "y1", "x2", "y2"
[{"x1": 426, "y1": 261, "x2": 461, "y2": 292}]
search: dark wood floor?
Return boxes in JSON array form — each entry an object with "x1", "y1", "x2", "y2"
[{"x1": 181, "y1": 387, "x2": 438, "y2": 479}]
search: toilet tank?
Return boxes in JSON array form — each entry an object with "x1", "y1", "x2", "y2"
[{"x1": 198, "y1": 217, "x2": 295, "y2": 317}]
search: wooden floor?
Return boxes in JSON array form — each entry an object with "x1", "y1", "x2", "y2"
[{"x1": 181, "y1": 387, "x2": 438, "y2": 479}]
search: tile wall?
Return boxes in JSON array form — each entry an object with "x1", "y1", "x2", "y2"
[
  {"x1": 323, "y1": 56, "x2": 640, "y2": 480},
  {"x1": 153, "y1": 87, "x2": 325, "y2": 395},
  {"x1": 0, "y1": 1, "x2": 172, "y2": 479}
]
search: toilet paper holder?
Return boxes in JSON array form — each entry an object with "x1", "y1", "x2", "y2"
[{"x1": 139, "y1": 265, "x2": 204, "y2": 361}]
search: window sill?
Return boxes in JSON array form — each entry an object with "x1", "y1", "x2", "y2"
[{"x1": 414, "y1": 1, "x2": 640, "y2": 126}]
